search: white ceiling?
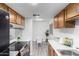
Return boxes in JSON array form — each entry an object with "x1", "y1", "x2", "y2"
[{"x1": 6, "y1": 3, "x2": 69, "y2": 20}]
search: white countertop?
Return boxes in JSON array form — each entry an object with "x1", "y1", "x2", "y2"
[
  {"x1": 10, "y1": 39, "x2": 16, "y2": 44},
  {"x1": 10, "y1": 51, "x2": 19, "y2": 56},
  {"x1": 48, "y1": 39, "x2": 79, "y2": 56}
]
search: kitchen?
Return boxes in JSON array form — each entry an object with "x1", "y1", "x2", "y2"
[{"x1": 0, "y1": 3, "x2": 79, "y2": 56}]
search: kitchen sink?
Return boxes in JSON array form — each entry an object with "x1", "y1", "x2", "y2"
[{"x1": 58, "y1": 49, "x2": 79, "y2": 56}]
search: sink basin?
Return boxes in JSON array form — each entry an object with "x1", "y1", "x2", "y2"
[{"x1": 58, "y1": 50, "x2": 79, "y2": 56}]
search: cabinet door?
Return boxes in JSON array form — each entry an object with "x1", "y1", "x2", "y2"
[
  {"x1": 58, "y1": 11, "x2": 65, "y2": 28},
  {"x1": 53, "y1": 50, "x2": 58, "y2": 56},
  {"x1": 54, "y1": 11, "x2": 65, "y2": 28},
  {"x1": 50, "y1": 46, "x2": 58, "y2": 56},
  {"x1": 66, "y1": 3, "x2": 79, "y2": 19},
  {"x1": 21, "y1": 17, "x2": 25, "y2": 26},
  {"x1": 54, "y1": 16, "x2": 59, "y2": 28},
  {"x1": 48, "y1": 43, "x2": 58, "y2": 56},
  {"x1": 16, "y1": 14, "x2": 22, "y2": 25},
  {"x1": 50, "y1": 48, "x2": 54, "y2": 56},
  {"x1": 0, "y1": 3, "x2": 9, "y2": 12},
  {"x1": 9, "y1": 9, "x2": 17, "y2": 24},
  {"x1": 48, "y1": 43, "x2": 51, "y2": 56}
]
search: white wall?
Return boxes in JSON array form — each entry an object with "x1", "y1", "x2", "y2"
[
  {"x1": 53, "y1": 18, "x2": 79, "y2": 48},
  {"x1": 10, "y1": 28, "x2": 15, "y2": 40},
  {"x1": 10, "y1": 28, "x2": 23, "y2": 43},
  {"x1": 32, "y1": 21, "x2": 49, "y2": 42},
  {"x1": 22, "y1": 18, "x2": 32, "y2": 41}
]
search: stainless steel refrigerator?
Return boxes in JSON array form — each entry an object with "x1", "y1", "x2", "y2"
[{"x1": 0, "y1": 9, "x2": 9, "y2": 56}]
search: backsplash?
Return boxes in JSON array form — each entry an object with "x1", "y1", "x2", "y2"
[
  {"x1": 10, "y1": 28, "x2": 15, "y2": 40},
  {"x1": 53, "y1": 19, "x2": 79, "y2": 48},
  {"x1": 10, "y1": 28, "x2": 23, "y2": 40},
  {"x1": 15, "y1": 29, "x2": 23, "y2": 39}
]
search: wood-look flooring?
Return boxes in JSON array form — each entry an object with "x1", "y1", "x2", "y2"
[{"x1": 31, "y1": 41, "x2": 48, "y2": 56}]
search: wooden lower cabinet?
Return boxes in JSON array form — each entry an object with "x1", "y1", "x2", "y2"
[{"x1": 48, "y1": 43, "x2": 58, "y2": 56}]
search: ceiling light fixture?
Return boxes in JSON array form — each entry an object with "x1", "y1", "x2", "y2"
[
  {"x1": 30, "y1": 3, "x2": 38, "y2": 6},
  {"x1": 36, "y1": 18, "x2": 44, "y2": 21},
  {"x1": 33, "y1": 14, "x2": 44, "y2": 21}
]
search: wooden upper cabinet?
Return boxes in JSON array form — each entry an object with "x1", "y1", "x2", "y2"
[
  {"x1": 54, "y1": 15, "x2": 59, "y2": 28},
  {"x1": 9, "y1": 9, "x2": 17, "y2": 24},
  {"x1": 0, "y1": 3, "x2": 25, "y2": 27},
  {"x1": 16, "y1": 14, "x2": 22, "y2": 25},
  {"x1": 0, "y1": 3, "x2": 9, "y2": 12},
  {"x1": 54, "y1": 3, "x2": 76, "y2": 28},
  {"x1": 54, "y1": 10, "x2": 65, "y2": 28},
  {"x1": 66, "y1": 3, "x2": 79, "y2": 20},
  {"x1": 16, "y1": 14, "x2": 25, "y2": 26},
  {"x1": 21, "y1": 17, "x2": 25, "y2": 26},
  {"x1": 58, "y1": 11, "x2": 65, "y2": 28}
]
